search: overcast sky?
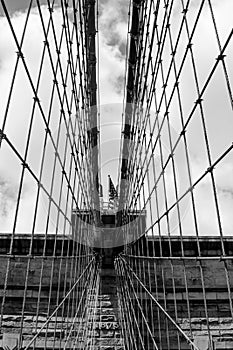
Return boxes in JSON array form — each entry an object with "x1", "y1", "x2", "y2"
[
  {"x1": 0, "y1": 0, "x2": 127, "y2": 233},
  {"x1": 0, "y1": 0, "x2": 233, "y2": 237}
]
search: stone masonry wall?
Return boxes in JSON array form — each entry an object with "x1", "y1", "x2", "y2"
[{"x1": 84, "y1": 269, "x2": 125, "y2": 350}]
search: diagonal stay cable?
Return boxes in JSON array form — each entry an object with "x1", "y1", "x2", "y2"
[
  {"x1": 119, "y1": 256, "x2": 201, "y2": 350},
  {"x1": 123, "y1": 0, "x2": 233, "y2": 215},
  {"x1": 0, "y1": 0, "x2": 87, "y2": 213},
  {"x1": 115, "y1": 257, "x2": 147, "y2": 350},
  {"x1": 23, "y1": 256, "x2": 96, "y2": 350},
  {"x1": 0, "y1": 1, "x2": 93, "y2": 225},
  {"x1": 63, "y1": 259, "x2": 99, "y2": 348},
  {"x1": 117, "y1": 257, "x2": 159, "y2": 350}
]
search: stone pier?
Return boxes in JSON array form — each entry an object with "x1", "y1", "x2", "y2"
[{"x1": 85, "y1": 269, "x2": 125, "y2": 350}]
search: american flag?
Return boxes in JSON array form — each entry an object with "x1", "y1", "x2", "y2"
[{"x1": 108, "y1": 175, "x2": 118, "y2": 209}]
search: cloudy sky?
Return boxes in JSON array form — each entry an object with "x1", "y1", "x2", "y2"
[
  {"x1": 0, "y1": 0, "x2": 128, "y2": 233},
  {"x1": 0, "y1": 0, "x2": 233, "y2": 237}
]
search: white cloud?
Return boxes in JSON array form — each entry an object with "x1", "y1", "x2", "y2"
[{"x1": 98, "y1": 0, "x2": 128, "y2": 104}]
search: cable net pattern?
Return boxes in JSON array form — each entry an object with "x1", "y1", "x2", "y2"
[
  {"x1": 117, "y1": 0, "x2": 233, "y2": 349},
  {"x1": 0, "y1": 1, "x2": 99, "y2": 349},
  {"x1": 1, "y1": 0, "x2": 233, "y2": 349}
]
